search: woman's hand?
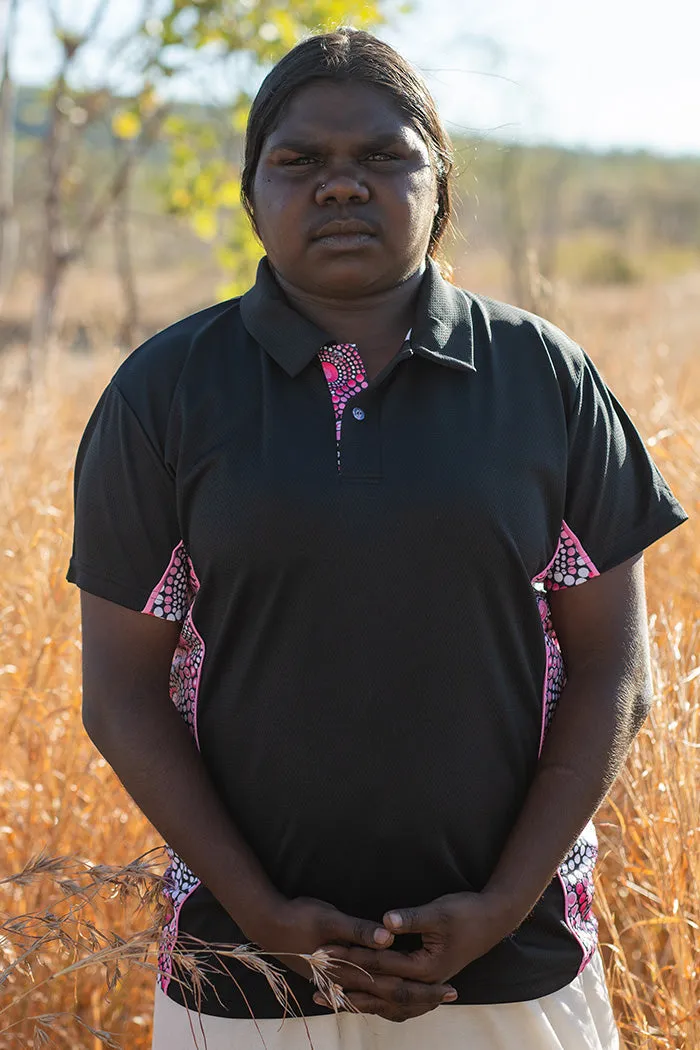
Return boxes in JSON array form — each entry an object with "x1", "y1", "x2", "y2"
[
  {"x1": 315, "y1": 891, "x2": 515, "y2": 1012},
  {"x1": 243, "y1": 896, "x2": 459, "y2": 1021}
]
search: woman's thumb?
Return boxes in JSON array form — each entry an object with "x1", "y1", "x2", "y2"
[{"x1": 334, "y1": 912, "x2": 395, "y2": 948}]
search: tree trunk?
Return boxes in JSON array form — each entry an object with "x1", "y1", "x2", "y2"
[
  {"x1": 30, "y1": 67, "x2": 69, "y2": 356},
  {"x1": 0, "y1": 0, "x2": 20, "y2": 315},
  {"x1": 25, "y1": 250, "x2": 68, "y2": 381},
  {"x1": 31, "y1": 252, "x2": 66, "y2": 347},
  {"x1": 499, "y1": 146, "x2": 533, "y2": 312},
  {"x1": 113, "y1": 162, "x2": 139, "y2": 350},
  {"x1": 538, "y1": 155, "x2": 569, "y2": 282}
]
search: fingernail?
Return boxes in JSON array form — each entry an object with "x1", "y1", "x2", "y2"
[
  {"x1": 313, "y1": 994, "x2": 324, "y2": 1005},
  {"x1": 443, "y1": 989, "x2": 458, "y2": 1002},
  {"x1": 386, "y1": 912, "x2": 402, "y2": 929},
  {"x1": 374, "y1": 928, "x2": 391, "y2": 944}
]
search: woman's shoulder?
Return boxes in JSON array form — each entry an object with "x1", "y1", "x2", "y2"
[
  {"x1": 99, "y1": 297, "x2": 244, "y2": 459},
  {"x1": 461, "y1": 286, "x2": 588, "y2": 384},
  {"x1": 112, "y1": 296, "x2": 243, "y2": 402}
]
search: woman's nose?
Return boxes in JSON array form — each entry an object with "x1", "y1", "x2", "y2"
[{"x1": 315, "y1": 174, "x2": 370, "y2": 206}]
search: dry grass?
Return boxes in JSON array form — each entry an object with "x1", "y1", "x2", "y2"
[{"x1": 0, "y1": 265, "x2": 697, "y2": 1048}]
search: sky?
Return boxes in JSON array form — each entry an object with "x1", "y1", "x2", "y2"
[{"x1": 7, "y1": 0, "x2": 700, "y2": 156}]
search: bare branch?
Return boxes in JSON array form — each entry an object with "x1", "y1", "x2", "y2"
[
  {"x1": 0, "y1": 0, "x2": 20, "y2": 74},
  {"x1": 71, "y1": 103, "x2": 170, "y2": 255},
  {"x1": 45, "y1": 0, "x2": 62, "y2": 38},
  {"x1": 47, "y1": 0, "x2": 111, "y2": 63},
  {"x1": 82, "y1": 0, "x2": 112, "y2": 45}
]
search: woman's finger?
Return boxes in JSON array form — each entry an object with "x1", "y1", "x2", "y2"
[
  {"x1": 314, "y1": 954, "x2": 435, "y2": 1002},
  {"x1": 323, "y1": 910, "x2": 395, "y2": 949},
  {"x1": 331, "y1": 991, "x2": 442, "y2": 1021},
  {"x1": 314, "y1": 974, "x2": 455, "y2": 1009},
  {"x1": 356, "y1": 974, "x2": 456, "y2": 1004},
  {"x1": 319, "y1": 944, "x2": 431, "y2": 982}
]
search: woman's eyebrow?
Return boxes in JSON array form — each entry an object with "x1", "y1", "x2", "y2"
[
  {"x1": 267, "y1": 132, "x2": 409, "y2": 154},
  {"x1": 267, "y1": 138, "x2": 323, "y2": 153}
]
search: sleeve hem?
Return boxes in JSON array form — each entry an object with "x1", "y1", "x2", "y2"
[
  {"x1": 66, "y1": 559, "x2": 151, "y2": 613},
  {"x1": 592, "y1": 504, "x2": 689, "y2": 576}
]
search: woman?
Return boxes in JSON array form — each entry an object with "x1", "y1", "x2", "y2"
[{"x1": 67, "y1": 27, "x2": 687, "y2": 1050}]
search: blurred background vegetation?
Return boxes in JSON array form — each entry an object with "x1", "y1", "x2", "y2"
[{"x1": 1, "y1": 0, "x2": 699, "y2": 361}]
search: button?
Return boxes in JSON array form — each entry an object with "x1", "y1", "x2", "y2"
[{"x1": 352, "y1": 407, "x2": 365, "y2": 421}]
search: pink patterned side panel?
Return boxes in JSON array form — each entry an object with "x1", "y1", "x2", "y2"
[
  {"x1": 141, "y1": 541, "x2": 204, "y2": 994},
  {"x1": 169, "y1": 600, "x2": 205, "y2": 747},
  {"x1": 531, "y1": 520, "x2": 602, "y2": 753},
  {"x1": 557, "y1": 822, "x2": 599, "y2": 973},
  {"x1": 532, "y1": 592, "x2": 565, "y2": 750},
  {"x1": 142, "y1": 541, "x2": 196, "y2": 620},
  {"x1": 318, "y1": 342, "x2": 369, "y2": 470},
  {"x1": 531, "y1": 521, "x2": 600, "y2": 972},
  {"x1": 537, "y1": 520, "x2": 599, "y2": 592},
  {"x1": 141, "y1": 541, "x2": 205, "y2": 744},
  {"x1": 156, "y1": 850, "x2": 201, "y2": 994}
]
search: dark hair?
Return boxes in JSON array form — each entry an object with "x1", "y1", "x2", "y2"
[{"x1": 240, "y1": 28, "x2": 454, "y2": 262}]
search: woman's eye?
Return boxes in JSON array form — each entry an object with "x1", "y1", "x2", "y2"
[{"x1": 281, "y1": 153, "x2": 396, "y2": 167}]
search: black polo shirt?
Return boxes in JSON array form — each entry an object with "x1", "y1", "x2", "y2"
[{"x1": 66, "y1": 256, "x2": 687, "y2": 1018}]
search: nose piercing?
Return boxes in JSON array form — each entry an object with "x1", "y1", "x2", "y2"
[{"x1": 320, "y1": 183, "x2": 326, "y2": 189}]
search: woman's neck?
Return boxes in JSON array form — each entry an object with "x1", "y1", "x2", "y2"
[{"x1": 271, "y1": 263, "x2": 425, "y2": 358}]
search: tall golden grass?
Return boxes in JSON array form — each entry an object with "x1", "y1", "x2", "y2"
[{"x1": 0, "y1": 269, "x2": 697, "y2": 1048}]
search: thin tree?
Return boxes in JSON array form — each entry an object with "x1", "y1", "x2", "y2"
[
  {"x1": 112, "y1": 141, "x2": 139, "y2": 351},
  {"x1": 28, "y1": 0, "x2": 166, "y2": 361},
  {"x1": 499, "y1": 144, "x2": 534, "y2": 312},
  {"x1": 0, "y1": 0, "x2": 20, "y2": 316}
]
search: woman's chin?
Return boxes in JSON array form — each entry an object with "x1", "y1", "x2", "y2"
[{"x1": 306, "y1": 255, "x2": 413, "y2": 298}]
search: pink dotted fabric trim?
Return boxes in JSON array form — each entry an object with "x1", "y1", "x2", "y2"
[
  {"x1": 141, "y1": 542, "x2": 204, "y2": 993},
  {"x1": 537, "y1": 520, "x2": 600, "y2": 591},
  {"x1": 556, "y1": 823, "x2": 599, "y2": 973},
  {"x1": 317, "y1": 342, "x2": 369, "y2": 470},
  {"x1": 156, "y1": 849, "x2": 201, "y2": 995},
  {"x1": 531, "y1": 519, "x2": 601, "y2": 755},
  {"x1": 531, "y1": 522, "x2": 600, "y2": 971},
  {"x1": 142, "y1": 542, "x2": 195, "y2": 621},
  {"x1": 169, "y1": 605, "x2": 205, "y2": 748},
  {"x1": 533, "y1": 591, "x2": 565, "y2": 755},
  {"x1": 141, "y1": 541, "x2": 205, "y2": 745}
]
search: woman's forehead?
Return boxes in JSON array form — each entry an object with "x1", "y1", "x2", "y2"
[{"x1": 264, "y1": 80, "x2": 420, "y2": 148}]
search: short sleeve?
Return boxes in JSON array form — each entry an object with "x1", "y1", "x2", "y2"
[
  {"x1": 66, "y1": 380, "x2": 190, "y2": 618},
  {"x1": 553, "y1": 349, "x2": 688, "y2": 580}
]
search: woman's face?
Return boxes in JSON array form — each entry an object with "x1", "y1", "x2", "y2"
[{"x1": 251, "y1": 79, "x2": 438, "y2": 298}]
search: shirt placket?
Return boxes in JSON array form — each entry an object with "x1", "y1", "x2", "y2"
[{"x1": 317, "y1": 343, "x2": 370, "y2": 472}]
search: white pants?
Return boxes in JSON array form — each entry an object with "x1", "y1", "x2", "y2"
[{"x1": 151, "y1": 950, "x2": 619, "y2": 1050}]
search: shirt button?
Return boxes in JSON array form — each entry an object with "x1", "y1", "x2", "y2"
[{"x1": 352, "y1": 407, "x2": 365, "y2": 421}]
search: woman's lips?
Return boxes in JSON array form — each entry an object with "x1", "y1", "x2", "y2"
[
  {"x1": 311, "y1": 219, "x2": 377, "y2": 249},
  {"x1": 313, "y1": 231, "x2": 376, "y2": 249}
]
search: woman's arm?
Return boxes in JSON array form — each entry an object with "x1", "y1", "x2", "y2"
[
  {"x1": 482, "y1": 551, "x2": 653, "y2": 926},
  {"x1": 79, "y1": 591, "x2": 286, "y2": 927}
]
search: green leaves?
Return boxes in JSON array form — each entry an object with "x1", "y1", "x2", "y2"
[
  {"x1": 112, "y1": 111, "x2": 142, "y2": 141},
  {"x1": 154, "y1": 0, "x2": 384, "y2": 61}
]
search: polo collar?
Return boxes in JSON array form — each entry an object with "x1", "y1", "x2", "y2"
[{"x1": 239, "y1": 256, "x2": 476, "y2": 378}]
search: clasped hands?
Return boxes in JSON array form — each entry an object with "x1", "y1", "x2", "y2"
[{"x1": 311, "y1": 890, "x2": 515, "y2": 1021}]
